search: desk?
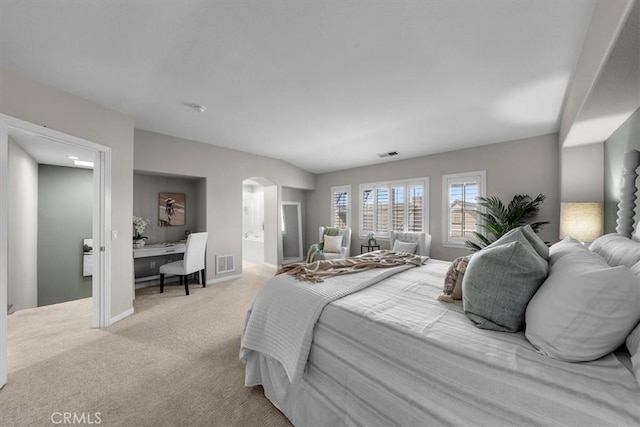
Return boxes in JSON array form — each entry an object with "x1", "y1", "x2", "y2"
[
  {"x1": 133, "y1": 242, "x2": 186, "y2": 258},
  {"x1": 133, "y1": 242, "x2": 186, "y2": 285}
]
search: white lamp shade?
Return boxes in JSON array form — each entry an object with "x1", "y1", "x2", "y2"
[{"x1": 560, "y1": 202, "x2": 604, "y2": 242}]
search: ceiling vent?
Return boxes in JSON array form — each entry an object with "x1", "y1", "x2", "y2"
[{"x1": 377, "y1": 151, "x2": 399, "y2": 158}]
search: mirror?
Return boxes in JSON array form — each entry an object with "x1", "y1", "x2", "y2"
[{"x1": 282, "y1": 202, "x2": 303, "y2": 264}]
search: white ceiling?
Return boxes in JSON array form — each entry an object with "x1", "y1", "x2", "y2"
[{"x1": 1, "y1": 1, "x2": 596, "y2": 174}]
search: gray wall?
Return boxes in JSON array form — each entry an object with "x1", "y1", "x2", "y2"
[
  {"x1": 8, "y1": 139, "x2": 38, "y2": 311},
  {"x1": 560, "y1": 143, "x2": 604, "y2": 202},
  {"x1": 2, "y1": 70, "x2": 135, "y2": 321},
  {"x1": 37, "y1": 165, "x2": 93, "y2": 307},
  {"x1": 604, "y1": 107, "x2": 640, "y2": 233},
  {"x1": 307, "y1": 134, "x2": 560, "y2": 262}
]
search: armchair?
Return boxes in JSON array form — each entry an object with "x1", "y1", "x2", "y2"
[
  {"x1": 306, "y1": 227, "x2": 352, "y2": 262},
  {"x1": 389, "y1": 231, "x2": 432, "y2": 257}
]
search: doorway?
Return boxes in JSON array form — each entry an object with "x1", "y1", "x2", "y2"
[{"x1": 0, "y1": 114, "x2": 111, "y2": 389}]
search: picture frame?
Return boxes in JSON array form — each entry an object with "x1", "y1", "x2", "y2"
[{"x1": 159, "y1": 192, "x2": 185, "y2": 226}]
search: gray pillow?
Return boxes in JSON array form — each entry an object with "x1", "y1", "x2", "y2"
[
  {"x1": 487, "y1": 225, "x2": 549, "y2": 260},
  {"x1": 392, "y1": 240, "x2": 417, "y2": 254},
  {"x1": 463, "y1": 237, "x2": 548, "y2": 332}
]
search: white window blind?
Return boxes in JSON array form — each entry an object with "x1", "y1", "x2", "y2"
[
  {"x1": 442, "y1": 171, "x2": 486, "y2": 246},
  {"x1": 359, "y1": 178, "x2": 428, "y2": 238},
  {"x1": 331, "y1": 186, "x2": 350, "y2": 228}
]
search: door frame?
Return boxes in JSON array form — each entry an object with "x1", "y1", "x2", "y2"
[{"x1": 0, "y1": 114, "x2": 112, "y2": 389}]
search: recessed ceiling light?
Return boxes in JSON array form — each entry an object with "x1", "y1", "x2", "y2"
[
  {"x1": 74, "y1": 160, "x2": 94, "y2": 167},
  {"x1": 67, "y1": 155, "x2": 79, "y2": 160}
]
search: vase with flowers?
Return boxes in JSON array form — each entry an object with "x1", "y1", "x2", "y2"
[
  {"x1": 367, "y1": 232, "x2": 377, "y2": 246},
  {"x1": 133, "y1": 216, "x2": 151, "y2": 248}
]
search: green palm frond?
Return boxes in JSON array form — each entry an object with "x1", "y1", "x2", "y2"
[{"x1": 465, "y1": 193, "x2": 549, "y2": 252}]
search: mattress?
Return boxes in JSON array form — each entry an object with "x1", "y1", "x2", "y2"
[{"x1": 243, "y1": 259, "x2": 640, "y2": 426}]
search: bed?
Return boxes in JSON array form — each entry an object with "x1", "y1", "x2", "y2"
[{"x1": 240, "y1": 151, "x2": 640, "y2": 426}]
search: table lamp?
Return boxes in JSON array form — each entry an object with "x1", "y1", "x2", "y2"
[{"x1": 559, "y1": 202, "x2": 604, "y2": 244}]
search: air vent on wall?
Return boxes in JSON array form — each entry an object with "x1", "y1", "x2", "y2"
[
  {"x1": 377, "y1": 151, "x2": 399, "y2": 158},
  {"x1": 216, "y1": 254, "x2": 235, "y2": 274}
]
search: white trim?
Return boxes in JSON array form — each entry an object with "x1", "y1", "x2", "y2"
[
  {"x1": 205, "y1": 273, "x2": 242, "y2": 285},
  {"x1": 0, "y1": 117, "x2": 8, "y2": 389},
  {"x1": 93, "y1": 148, "x2": 112, "y2": 327},
  {"x1": 330, "y1": 185, "x2": 351, "y2": 228},
  {"x1": 442, "y1": 170, "x2": 486, "y2": 247},
  {"x1": 110, "y1": 307, "x2": 134, "y2": 324},
  {"x1": 358, "y1": 177, "x2": 429, "y2": 238}
]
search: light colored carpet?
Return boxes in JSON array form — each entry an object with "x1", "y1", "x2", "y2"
[{"x1": 0, "y1": 262, "x2": 292, "y2": 427}]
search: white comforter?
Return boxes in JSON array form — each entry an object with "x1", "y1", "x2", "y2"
[{"x1": 242, "y1": 259, "x2": 640, "y2": 426}]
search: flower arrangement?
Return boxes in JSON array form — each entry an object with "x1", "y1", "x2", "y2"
[
  {"x1": 367, "y1": 232, "x2": 377, "y2": 246},
  {"x1": 133, "y1": 216, "x2": 151, "y2": 241}
]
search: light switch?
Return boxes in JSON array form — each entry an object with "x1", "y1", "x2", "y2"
[{"x1": 112, "y1": 230, "x2": 118, "y2": 240}]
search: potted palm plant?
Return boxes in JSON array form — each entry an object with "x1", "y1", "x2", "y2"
[{"x1": 465, "y1": 194, "x2": 549, "y2": 252}]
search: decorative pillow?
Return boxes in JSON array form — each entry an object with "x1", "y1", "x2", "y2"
[
  {"x1": 487, "y1": 225, "x2": 549, "y2": 260},
  {"x1": 462, "y1": 237, "x2": 548, "y2": 332},
  {"x1": 438, "y1": 255, "x2": 471, "y2": 303},
  {"x1": 323, "y1": 234, "x2": 343, "y2": 253},
  {"x1": 548, "y1": 236, "x2": 590, "y2": 266},
  {"x1": 589, "y1": 233, "x2": 640, "y2": 267},
  {"x1": 525, "y1": 250, "x2": 640, "y2": 362},
  {"x1": 392, "y1": 239, "x2": 418, "y2": 254}
]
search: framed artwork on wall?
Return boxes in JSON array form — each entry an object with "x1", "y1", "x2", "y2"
[{"x1": 159, "y1": 192, "x2": 185, "y2": 226}]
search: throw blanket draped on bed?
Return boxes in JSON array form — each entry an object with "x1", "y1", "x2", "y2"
[
  {"x1": 279, "y1": 250, "x2": 422, "y2": 282},
  {"x1": 240, "y1": 252, "x2": 421, "y2": 383}
]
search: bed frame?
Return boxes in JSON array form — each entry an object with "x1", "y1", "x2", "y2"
[{"x1": 616, "y1": 149, "x2": 640, "y2": 237}]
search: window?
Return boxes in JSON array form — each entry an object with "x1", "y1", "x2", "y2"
[
  {"x1": 331, "y1": 186, "x2": 350, "y2": 228},
  {"x1": 360, "y1": 178, "x2": 428, "y2": 238},
  {"x1": 443, "y1": 171, "x2": 486, "y2": 246}
]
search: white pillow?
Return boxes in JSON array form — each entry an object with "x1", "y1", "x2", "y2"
[
  {"x1": 589, "y1": 233, "x2": 640, "y2": 267},
  {"x1": 525, "y1": 249, "x2": 640, "y2": 362},
  {"x1": 323, "y1": 234, "x2": 343, "y2": 253},
  {"x1": 628, "y1": 323, "x2": 640, "y2": 384},
  {"x1": 548, "y1": 236, "x2": 590, "y2": 266},
  {"x1": 392, "y1": 240, "x2": 417, "y2": 254}
]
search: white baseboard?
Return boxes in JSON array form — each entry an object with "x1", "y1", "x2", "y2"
[
  {"x1": 110, "y1": 307, "x2": 134, "y2": 325},
  {"x1": 206, "y1": 273, "x2": 242, "y2": 285}
]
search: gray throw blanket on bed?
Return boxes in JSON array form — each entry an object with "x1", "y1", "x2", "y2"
[
  {"x1": 240, "y1": 251, "x2": 422, "y2": 383},
  {"x1": 305, "y1": 227, "x2": 340, "y2": 263}
]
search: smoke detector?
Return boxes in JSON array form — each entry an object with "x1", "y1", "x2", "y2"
[{"x1": 192, "y1": 105, "x2": 206, "y2": 113}]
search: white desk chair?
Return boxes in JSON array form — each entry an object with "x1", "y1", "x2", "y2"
[{"x1": 160, "y1": 232, "x2": 208, "y2": 295}]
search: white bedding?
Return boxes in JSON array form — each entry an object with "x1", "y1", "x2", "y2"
[
  {"x1": 240, "y1": 263, "x2": 415, "y2": 383},
  {"x1": 242, "y1": 259, "x2": 640, "y2": 426}
]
